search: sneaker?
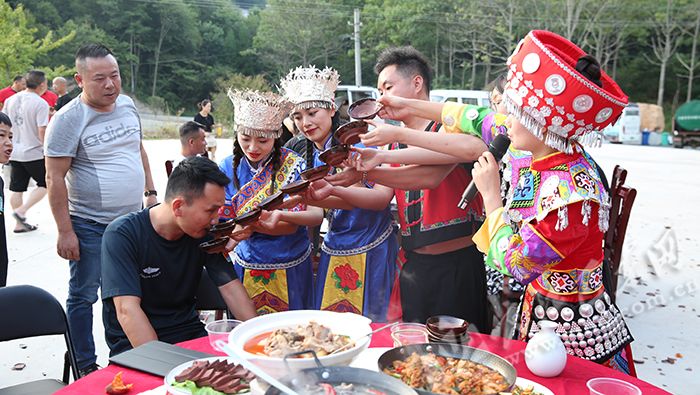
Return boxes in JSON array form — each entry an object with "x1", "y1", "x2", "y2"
[{"x1": 78, "y1": 363, "x2": 101, "y2": 378}]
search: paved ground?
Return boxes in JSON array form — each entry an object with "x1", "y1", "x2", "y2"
[{"x1": 1, "y1": 140, "x2": 698, "y2": 393}]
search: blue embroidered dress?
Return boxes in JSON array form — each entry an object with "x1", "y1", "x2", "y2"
[
  {"x1": 311, "y1": 137, "x2": 398, "y2": 322},
  {"x1": 218, "y1": 147, "x2": 313, "y2": 314}
]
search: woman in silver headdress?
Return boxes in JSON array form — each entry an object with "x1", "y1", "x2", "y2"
[
  {"x1": 281, "y1": 66, "x2": 398, "y2": 322},
  {"x1": 218, "y1": 90, "x2": 323, "y2": 314}
]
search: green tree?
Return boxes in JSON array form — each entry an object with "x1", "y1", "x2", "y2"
[
  {"x1": 212, "y1": 73, "x2": 272, "y2": 129},
  {"x1": 0, "y1": 1, "x2": 74, "y2": 84},
  {"x1": 250, "y1": 0, "x2": 353, "y2": 79}
]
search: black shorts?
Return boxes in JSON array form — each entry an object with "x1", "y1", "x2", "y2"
[{"x1": 9, "y1": 159, "x2": 46, "y2": 191}]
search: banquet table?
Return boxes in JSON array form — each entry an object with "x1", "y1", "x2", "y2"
[{"x1": 55, "y1": 324, "x2": 670, "y2": 395}]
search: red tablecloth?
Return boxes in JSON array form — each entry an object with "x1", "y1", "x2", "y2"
[{"x1": 55, "y1": 324, "x2": 669, "y2": 395}]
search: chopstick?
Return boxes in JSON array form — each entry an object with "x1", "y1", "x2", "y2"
[{"x1": 330, "y1": 322, "x2": 397, "y2": 355}]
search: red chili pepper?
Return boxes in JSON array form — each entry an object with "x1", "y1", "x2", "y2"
[{"x1": 320, "y1": 383, "x2": 336, "y2": 395}]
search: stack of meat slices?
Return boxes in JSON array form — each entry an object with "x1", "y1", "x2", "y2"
[{"x1": 174, "y1": 359, "x2": 255, "y2": 394}]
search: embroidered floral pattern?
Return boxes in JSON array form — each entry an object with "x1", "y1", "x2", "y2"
[
  {"x1": 332, "y1": 264, "x2": 362, "y2": 293},
  {"x1": 250, "y1": 269, "x2": 276, "y2": 285}
]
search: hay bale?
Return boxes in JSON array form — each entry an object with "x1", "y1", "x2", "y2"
[{"x1": 638, "y1": 103, "x2": 664, "y2": 131}]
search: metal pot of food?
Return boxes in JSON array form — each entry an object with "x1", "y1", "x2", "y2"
[
  {"x1": 264, "y1": 351, "x2": 417, "y2": 395},
  {"x1": 377, "y1": 343, "x2": 517, "y2": 395}
]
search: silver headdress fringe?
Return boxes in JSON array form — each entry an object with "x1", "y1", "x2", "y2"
[
  {"x1": 234, "y1": 125, "x2": 283, "y2": 139},
  {"x1": 555, "y1": 205, "x2": 569, "y2": 231},
  {"x1": 504, "y1": 94, "x2": 603, "y2": 154},
  {"x1": 598, "y1": 184, "x2": 611, "y2": 232},
  {"x1": 292, "y1": 100, "x2": 335, "y2": 112},
  {"x1": 505, "y1": 95, "x2": 546, "y2": 139},
  {"x1": 500, "y1": 161, "x2": 509, "y2": 200},
  {"x1": 581, "y1": 199, "x2": 592, "y2": 226}
]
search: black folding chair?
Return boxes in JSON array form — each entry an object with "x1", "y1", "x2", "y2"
[
  {"x1": 195, "y1": 268, "x2": 231, "y2": 320},
  {"x1": 0, "y1": 285, "x2": 79, "y2": 394}
]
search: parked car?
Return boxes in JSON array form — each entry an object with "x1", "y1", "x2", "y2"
[
  {"x1": 430, "y1": 89, "x2": 491, "y2": 107},
  {"x1": 603, "y1": 103, "x2": 641, "y2": 144}
]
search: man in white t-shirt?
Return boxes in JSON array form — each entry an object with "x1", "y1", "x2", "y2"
[
  {"x1": 45, "y1": 44, "x2": 157, "y2": 377},
  {"x1": 3, "y1": 70, "x2": 50, "y2": 233}
]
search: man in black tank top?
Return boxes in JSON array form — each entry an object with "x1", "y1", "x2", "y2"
[{"x1": 326, "y1": 47, "x2": 490, "y2": 332}]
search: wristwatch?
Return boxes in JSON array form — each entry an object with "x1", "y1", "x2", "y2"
[{"x1": 144, "y1": 190, "x2": 157, "y2": 197}]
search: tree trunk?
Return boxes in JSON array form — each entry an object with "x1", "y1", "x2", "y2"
[
  {"x1": 470, "y1": 60, "x2": 477, "y2": 90},
  {"x1": 448, "y1": 38, "x2": 454, "y2": 88},
  {"x1": 134, "y1": 45, "x2": 140, "y2": 94},
  {"x1": 672, "y1": 81, "x2": 680, "y2": 115},
  {"x1": 656, "y1": 0, "x2": 675, "y2": 107},
  {"x1": 470, "y1": 35, "x2": 477, "y2": 89},
  {"x1": 434, "y1": 24, "x2": 439, "y2": 85},
  {"x1": 658, "y1": 57, "x2": 667, "y2": 107},
  {"x1": 484, "y1": 60, "x2": 491, "y2": 89},
  {"x1": 686, "y1": 12, "x2": 700, "y2": 102},
  {"x1": 130, "y1": 33, "x2": 136, "y2": 94},
  {"x1": 565, "y1": 0, "x2": 575, "y2": 39},
  {"x1": 152, "y1": 22, "x2": 168, "y2": 98}
]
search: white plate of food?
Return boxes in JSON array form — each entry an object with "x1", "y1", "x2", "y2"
[
  {"x1": 225, "y1": 310, "x2": 372, "y2": 378},
  {"x1": 164, "y1": 356, "x2": 254, "y2": 395},
  {"x1": 508, "y1": 377, "x2": 555, "y2": 395}
]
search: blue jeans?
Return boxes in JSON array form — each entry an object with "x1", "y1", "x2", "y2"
[{"x1": 66, "y1": 216, "x2": 106, "y2": 369}]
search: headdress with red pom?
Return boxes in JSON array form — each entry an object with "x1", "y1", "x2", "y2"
[{"x1": 504, "y1": 30, "x2": 628, "y2": 153}]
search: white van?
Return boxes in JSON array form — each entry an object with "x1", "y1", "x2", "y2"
[
  {"x1": 618, "y1": 103, "x2": 641, "y2": 144},
  {"x1": 604, "y1": 103, "x2": 641, "y2": 144},
  {"x1": 430, "y1": 89, "x2": 491, "y2": 107},
  {"x1": 335, "y1": 85, "x2": 379, "y2": 105}
]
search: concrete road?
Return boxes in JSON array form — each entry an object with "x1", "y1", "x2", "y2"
[{"x1": 1, "y1": 139, "x2": 698, "y2": 393}]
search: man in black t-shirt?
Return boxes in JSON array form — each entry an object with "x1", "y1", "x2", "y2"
[
  {"x1": 52, "y1": 77, "x2": 73, "y2": 112},
  {"x1": 0, "y1": 112, "x2": 13, "y2": 287},
  {"x1": 101, "y1": 157, "x2": 256, "y2": 356}
]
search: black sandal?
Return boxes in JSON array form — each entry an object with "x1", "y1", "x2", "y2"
[
  {"x1": 12, "y1": 213, "x2": 38, "y2": 233},
  {"x1": 14, "y1": 223, "x2": 38, "y2": 233}
]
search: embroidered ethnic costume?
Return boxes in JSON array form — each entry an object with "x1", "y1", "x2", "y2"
[
  {"x1": 441, "y1": 30, "x2": 633, "y2": 373},
  {"x1": 280, "y1": 65, "x2": 398, "y2": 322},
  {"x1": 220, "y1": 148, "x2": 313, "y2": 315},
  {"x1": 219, "y1": 90, "x2": 313, "y2": 315},
  {"x1": 311, "y1": 137, "x2": 398, "y2": 322}
]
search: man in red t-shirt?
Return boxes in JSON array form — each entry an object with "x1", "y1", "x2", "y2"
[
  {"x1": 40, "y1": 82, "x2": 58, "y2": 117},
  {"x1": 0, "y1": 76, "x2": 26, "y2": 111}
]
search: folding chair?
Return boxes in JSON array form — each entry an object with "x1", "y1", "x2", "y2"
[
  {"x1": 0, "y1": 285, "x2": 79, "y2": 394},
  {"x1": 603, "y1": 165, "x2": 637, "y2": 302},
  {"x1": 165, "y1": 159, "x2": 174, "y2": 177},
  {"x1": 195, "y1": 268, "x2": 231, "y2": 321}
]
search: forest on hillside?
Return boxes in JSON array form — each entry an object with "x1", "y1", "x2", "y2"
[{"x1": 1, "y1": 0, "x2": 698, "y2": 126}]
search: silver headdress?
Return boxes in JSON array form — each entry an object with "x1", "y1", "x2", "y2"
[
  {"x1": 227, "y1": 90, "x2": 293, "y2": 138},
  {"x1": 280, "y1": 66, "x2": 340, "y2": 111}
]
